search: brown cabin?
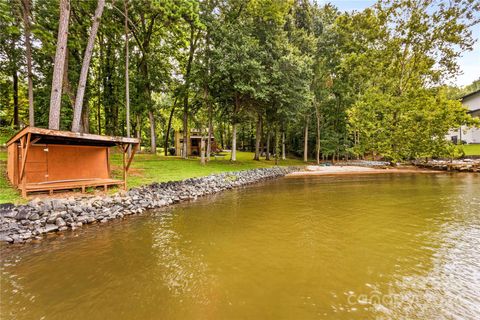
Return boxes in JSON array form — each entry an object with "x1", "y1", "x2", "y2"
[{"x1": 6, "y1": 127, "x2": 140, "y2": 197}]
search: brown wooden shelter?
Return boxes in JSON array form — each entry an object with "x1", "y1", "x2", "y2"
[{"x1": 6, "y1": 127, "x2": 140, "y2": 197}]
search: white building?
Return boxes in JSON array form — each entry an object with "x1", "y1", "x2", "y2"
[{"x1": 446, "y1": 89, "x2": 480, "y2": 144}]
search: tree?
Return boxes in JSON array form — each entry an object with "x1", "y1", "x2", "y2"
[
  {"x1": 48, "y1": 0, "x2": 70, "y2": 130},
  {"x1": 0, "y1": 0, "x2": 477, "y2": 163},
  {"x1": 71, "y1": 0, "x2": 105, "y2": 132},
  {"x1": 20, "y1": 0, "x2": 34, "y2": 126},
  {"x1": 341, "y1": 0, "x2": 480, "y2": 160},
  {"x1": 181, "y1": 14, "x2": 202, "y2": 159},
  {"x1": 125, "y1": 0, "x2": 131, "y2": 154}
]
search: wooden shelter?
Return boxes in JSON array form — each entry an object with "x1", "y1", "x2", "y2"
[
  {"x1": 174, "y1": 129, "x2": 217, "y2": 156},
  {"x1": 6, "y1": 127, "x2": 139, "y2": 197}
]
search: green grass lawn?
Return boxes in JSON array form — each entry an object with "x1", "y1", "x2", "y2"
[
  {"x1": 0, "y1": 151, "x2": 22, "y2": 204},
  {"x1": 110, "y1": 151, "x2": 304, "y2": 189},
  {"x1": 462, "y1": 144, "x2": 480, "y2": 156},
  {"x1": 0, "y1": 150, "x2": 304, "y2": 204}
]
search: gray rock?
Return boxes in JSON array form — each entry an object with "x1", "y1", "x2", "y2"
[
  {"x1": 21, "y1": 232, "x2": 32, "y2": 240},
  {"x1": 77, "y1": 216, "x2": 88, "y2": 224},
  {"x1": 72, "y1": 206, "x2": 83, "y2": 214},
  {"x1": 51, "y1": 199, "x2": 66, "y2": 211},
  {"x1": 15, "y1": 207, "x2": 30, "y2": 220},
  {"x1": 0, "y1": 203, "x2": 15, "y2": 218},
  {"x1": 55, "y1": 217, "x2": 66, "y2": 227},
  {"x1": 43, "y1": 224, "x2": 59, "y2": 233},
  {"x1": 0, "y1": 233, "x2": 13, "y2": 243},
  {"x1": 28, "y1": 213, "x2": 40, "y2": 221},
  {"x1": 46, "y1": 214, "x2": 57, "y2": 224}
]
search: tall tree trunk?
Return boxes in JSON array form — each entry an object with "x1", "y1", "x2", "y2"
[
  {"x1": 200, "y1": 137, "x2": 205, "y2": 165},
  {"x1": 49, "y1": 0, "x2": 70, "y2": 130},
  {"x1": 205, "y1": 28, "x2": 212, "y2": 161},
  {"x1": 97, "y1": 34, "x2": 103, "y2": 134},
  {"x1": 136, "y1": 114, "x2": 141, "y2": 153},
  {"x1": 12, "y1": 69, "x2": 19, "y2": 128},
  {"x1": 72, "y1": 0, "x2": 105, "y2": 132},
  {"x1": 231, "y1": 123, "x2": 237, "y2": 161},
  {"x1": 62, "y1": 48, "x2": 75, "y2": 106},
  {"x1": 266, "y1": 130, "x2": 271, "y2": 160},
  {"x1": 182, "y1": 107, "x2": 188, "y2": 158},
  {"x1": 206, "y1": 100, "x2": 212, "y2": 160},
  {"x1": 149, "y1": 111, "x2": 156, "y2": 154},
  {"x1": 219, "y1": 122, "x2": 224, "y2": 149},
  {"x1": 275, "y1": 128, "x2": 279, "y2": 165},
  {"x1": 165, "y1": 101, "x2": 176, "y2": 156},
  {"x1": 124, "y1": 0, "x2": 130, "y2": 155},
  {"x1": 226, "y1": 122, "x2": 231, "y2": 149},
  {"x1": 136, "y1": 114, "x2": 141, "y2": 139},
  {"x1": 182, "y1": 25, "x2": 197, "y2": 159},
  {"x1": 282, "y1": 130, "x2": 286, "y2": 160},
  {"x1": 254, "y1": 113, "x2": 262, "y2": 160},
  {"x1": 81, "y1": 101, "x2": 89, "y2": 133},
  {"x1": 315, "y1": 104, "x2": 321, "y2": 165},
  {"x1": 249, "y1": 122, "x2": 254, "y2": 152},
  {"x1": 303, "y1": 116, "x2": 309, "y2": 163},
  {"x1": 97, "y1": 97, "x2": 101, "y2": 134},
  {"x1": 21, "y1": 0, "x2": 34, "y2": 126}
]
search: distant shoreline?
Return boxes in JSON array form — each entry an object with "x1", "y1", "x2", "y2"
[{"x1": 286, "y1": 166, "x2": 443, "y2": 177}]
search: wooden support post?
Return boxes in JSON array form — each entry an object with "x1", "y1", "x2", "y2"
[
  {"x1": 20, "y1": 137, "x2": 25, "y2": 197},
  {"x1": 122, "y1": 144, "x2": 127, "y2": 190},
  {"x1": 116, "y1": 144, "x2": 123, "y2": 153},
  {"x1": 31, "y1": 137, "x2": 41, "y2": 145},
  {"x1": 19, "y1": 133, "x2": 31, "y2": 198},
  {"x1": 19, "y1": 133, "x2": 31, "y2": 180},
  {"x1": 125, "y1": 143, "x2": 138, "y2": 172}
]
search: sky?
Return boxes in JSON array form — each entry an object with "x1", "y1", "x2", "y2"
[{"x1": 316, "y1": 0, "x2": 480, "y2": 87}]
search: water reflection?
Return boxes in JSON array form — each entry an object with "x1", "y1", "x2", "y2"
[
  {"x1": 1, "y1": 173, "x2": 479, "y2": 319},
  {"x1": 150, "y1": 211, "x2": 217, "y2": 304}
]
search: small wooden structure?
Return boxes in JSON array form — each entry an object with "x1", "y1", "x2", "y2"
[
  {"x1": 6, "y1": 127, "x2": 140, "y2": 197},
  {"x1": 174, "y1": 129, "x2": 216, "y2": 156}
]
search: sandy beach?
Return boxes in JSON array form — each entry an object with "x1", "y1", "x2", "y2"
[{"x1": 286, "y1": 165, "x2": 439, "y2": 177}]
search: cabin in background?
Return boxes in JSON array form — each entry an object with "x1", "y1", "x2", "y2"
[
  {"x1": 174, "y1": 130, "x2": 217, "y2": 157},
  {"x1": 6, "y1": 127, "x2": 139, "y2": 197},
  {"x1": 446, "y1": 89, "x2": 480, "y2": 144}
]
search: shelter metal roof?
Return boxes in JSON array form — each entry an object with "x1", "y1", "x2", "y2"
[{"x1": 6, "y1": 127, "x2": 140, "y2": 147}]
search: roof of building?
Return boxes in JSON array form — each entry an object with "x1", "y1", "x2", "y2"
[
  {"x1": 6, "y1": 127, "x2": 140, "y2": 147},
  {"x1": 461, "y1": 88, "x2": 480, "y2": 101}
]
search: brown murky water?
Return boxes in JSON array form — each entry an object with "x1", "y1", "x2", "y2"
[{"x1": 1, "y1": 173, "x2": 479, "y2": 319}]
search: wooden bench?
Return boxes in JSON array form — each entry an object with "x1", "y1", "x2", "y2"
[{"x1": 25, "y1": 179, "x2": 124, "y2": 196}]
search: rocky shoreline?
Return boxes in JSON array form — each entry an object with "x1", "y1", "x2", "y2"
[
  {"x1": 414, "y1": 159, "x2": 480, "y2": 172},
  {"x1": 0, "y1": 167, "x2": 299, "y2": 244}
]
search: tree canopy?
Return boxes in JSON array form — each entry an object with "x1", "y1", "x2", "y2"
[{"x1": 1, "y1": 0, "x2": 479, "y2": 161}]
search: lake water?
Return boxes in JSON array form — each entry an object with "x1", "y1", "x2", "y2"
[{"x1": 1, "y1": 173, "x2": 479, "y2": 319}]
